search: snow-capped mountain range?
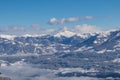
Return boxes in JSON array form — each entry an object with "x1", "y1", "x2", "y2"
[
  {"x1": 1, "y1": 28, "x2": 120, "y2": 79},
  {"x1": 0, "y1": 28, "x2": 120, "y2": 55}
]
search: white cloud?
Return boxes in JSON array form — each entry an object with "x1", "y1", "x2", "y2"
[
  {"x1": 48, "y1": 16, "x2": 93, "y2": 25},
  {"x1": 85, "y1": 16, "x2": 93, "y2": 20},
  {"x1": 73, "y1": 24, "x2": 102, "y2": 33},
  {"x1": 60, "y1": 17, "x2": 80, "y2": 24},
  {"x1": 0, "y1": 62, "x2": 100, "y2": 80},
  {"x1": 48, "y1": 18, "x2": 58, "y2": 25}
]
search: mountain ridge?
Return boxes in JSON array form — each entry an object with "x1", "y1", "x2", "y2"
[{"x1": 0, "y1": 28, "x2": 120, "y2": 55}]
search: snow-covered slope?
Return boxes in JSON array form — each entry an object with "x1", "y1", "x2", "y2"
[
  {"x1": 0, "y1": 34, "x2": 16, "y2": 40},
  {"x1": 54, "y1": 27, "x2": 96, "y2": 40},
  {"x1": 54, "y1": 30, "x2": 76, "y2": 37}
]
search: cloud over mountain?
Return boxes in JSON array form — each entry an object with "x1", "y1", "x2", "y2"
[
  {"x1": 0, "y1": 24, "x2": 54, "y2": 36},
  {"x1": 73, "y1": 24, "x2": 102, "y2": 33}
]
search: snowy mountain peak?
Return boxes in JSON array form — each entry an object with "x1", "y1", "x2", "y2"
[
  {"x1": 0, "y1": 34, "x2": 16, "y2": 40},
  {"x1": 54, "y1": 27, "x2": 76, "y2": 37},
  {"x1": 23, "y1": 34, "x2": 46, "y2": 37}
]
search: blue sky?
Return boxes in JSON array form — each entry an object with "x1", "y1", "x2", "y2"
[{"x1": 0, "y1": 0, "x2": 120, "y2": 30}]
